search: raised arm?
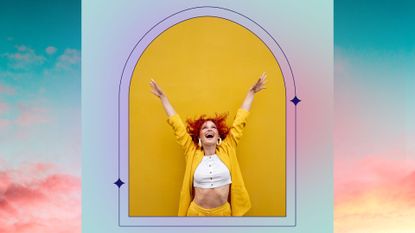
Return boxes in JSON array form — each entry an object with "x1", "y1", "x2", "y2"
[
  {"x1": 224, "y1": 72, "x2": 267, "y2": 148},
  {"x1": 240, "y1": 72, "x2": 267, "y2": 111},
  {"x1": 149, "y1": 79, "x2": 176, "y2": 117},
  {"x1": 150, "y1": 79, "x2": 196, "y2": 157}
]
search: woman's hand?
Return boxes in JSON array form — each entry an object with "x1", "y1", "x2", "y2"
[
  {"x1": 241, "y1": 72, "x2": 267, "y2": 111},
  {"x1": 249, "y1": 72, "x2": 267, "y2": 94},
  {"x1": 149, "y1": 79, "x2": 165, "y2": 98},
  {"x1": 149, "y1": 79, "x2": 176, "y2": 116}
]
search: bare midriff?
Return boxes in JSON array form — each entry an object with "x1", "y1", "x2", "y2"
[{"x1": 193, "y1": 184, "x2": 230, "y2": 209}]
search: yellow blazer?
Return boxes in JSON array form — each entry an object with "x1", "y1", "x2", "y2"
[{"x1": 167, "y1": 108, "x2": 251, "y2": 216}]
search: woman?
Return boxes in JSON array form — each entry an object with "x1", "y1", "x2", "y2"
[{"x1": 149, "y1": 73, "x2": 266, "y2": 216}]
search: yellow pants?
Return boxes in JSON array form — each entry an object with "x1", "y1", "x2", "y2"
[{"x1": 187, "y1": 201, "x2": 231, "y2": 216}]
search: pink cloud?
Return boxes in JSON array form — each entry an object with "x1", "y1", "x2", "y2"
[
  {"x1": 0, "y1": 85, "x2": 15, "y2": 95},
  {"x1": 335, "y1": 156, "x2": 415, "y2": 232},
  {"x1": 14, "y1": 104, "x2": 50, "y2": 127},
  {"x1": 55, "y1": 49, "x2": 80, "y2": 71},
  {"x1": 0, "y1": 102, "x2": 53, "y2": 142},
  {"x1": 0, "y1": 119, "x2": 11, "y2": 130},
  {"x1": 0, "y1": 102, "x2": 9, "y2": 115},
  {"x1": 4, "y1": 46, "x2": 45, "y2": 70},
  {"x1": 45, "y1": 46, "x2": 57, "y2": 55},
  {"x1": 0, "y1": 163, "x2": 81, "y2": 233}
]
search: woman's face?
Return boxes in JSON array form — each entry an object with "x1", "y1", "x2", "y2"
[{"x1": 199, "y1": 120, "x2": 220, "y2": 147}]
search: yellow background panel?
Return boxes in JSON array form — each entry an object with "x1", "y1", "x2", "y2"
[{"x1": 129, "y1": 17, "x2": 286, "y2": 216}]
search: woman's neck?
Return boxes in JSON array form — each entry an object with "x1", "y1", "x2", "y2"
[{"x1": 203, "y1": 145, "x2": 216, "y2": 155}]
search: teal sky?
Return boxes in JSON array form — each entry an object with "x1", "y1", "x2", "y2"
[
  {"x1": 0, "y1": 0, "x2": 80, "y2": 51},
  {"x1": 0, "y1": 0, "x2": 81, "y2": 173},
  {"x1": 0, "y1": 0, "x2": 81, "y2": 107},
  {"x1": 334, "y1": 0, "x2": 415, "y2": 159},
  {"x1": 335, "y1": 0, "x2": 415, "y2": 52}
]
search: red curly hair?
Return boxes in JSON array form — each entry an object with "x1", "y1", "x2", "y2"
[{"x1": 186, "y1": 113, "x2": 230, "y2": 146}]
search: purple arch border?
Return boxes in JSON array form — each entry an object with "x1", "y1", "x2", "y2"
[{"x1": 116, "y1": 6, "x2": 299, "y2": 227}]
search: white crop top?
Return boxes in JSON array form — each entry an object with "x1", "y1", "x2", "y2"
[{"x1": 193, "y1": 154, "x2": 232, "y2": 188}]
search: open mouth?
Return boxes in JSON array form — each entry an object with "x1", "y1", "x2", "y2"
[{"x1": 205, "y1": 133, "x2": 214, "y2": 139}]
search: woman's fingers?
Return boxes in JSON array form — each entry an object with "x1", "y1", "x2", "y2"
[
  {"x1": 153, "y1": 82, "x2": 163, "y2": 92},
  {"x1": 150, "y1": 80, "x2": 158, "y2": 89},
  {"x1": 149, "y1": 79, "x2": 166, "y2": 98},
  {"x1": 149, "y1": 79, "x2": 162, "y2": 97},
  {"x1": 151, "y1": 90, "x2": 161, "y2": 97},
  {"x1": 251, "y1": 72, "x2": 267, "y2": 93},
  {"x1": 260, "y1": 72, "x2": 267, "y2": 81},
  {"x1": 260, "y1": 74, "x2": 267, "y2": 84}
]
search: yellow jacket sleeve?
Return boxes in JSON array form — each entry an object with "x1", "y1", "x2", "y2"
[
  {"x1": 223, "y1": 108, "x2": 250, "y2": 149},
  {"x1": 167, "y1": 114, "x2": 196, "y2": 159}
]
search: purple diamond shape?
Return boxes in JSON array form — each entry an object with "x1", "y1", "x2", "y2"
[
  {"x1": 291, "y1": 96, "x2": 301, "y2": 105},
  {"x1": 114, "y1": 178, "x2": 124, "y2": 188}
]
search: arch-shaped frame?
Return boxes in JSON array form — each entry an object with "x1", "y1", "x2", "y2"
[{"x1": 116, "y1": 6, "x2": 300, "y2": 227}]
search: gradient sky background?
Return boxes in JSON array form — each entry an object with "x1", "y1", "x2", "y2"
[
  {"x1": 0, "y1": 1, "x2": 81, "y2": 233},
  {"x1": 0, "y1": 0, "x2": 81, "y2": 173},
  {"x1": 334, "y1": 0, "x2": 415, "y2": 232},
  {"x1": 0, "y1": 0, "x2": 414, "y2": 232}
]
